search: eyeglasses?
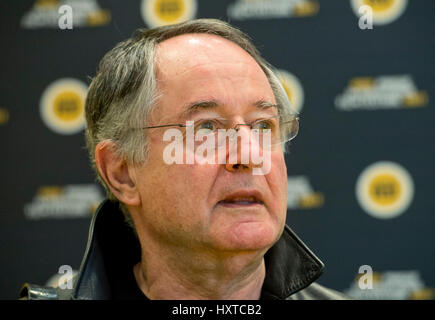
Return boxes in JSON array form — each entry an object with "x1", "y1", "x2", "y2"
[{"x1": 138, "y1": 115, "x2": 299, "y2": 148}]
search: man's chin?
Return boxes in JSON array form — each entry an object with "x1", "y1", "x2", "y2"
[{"x1": 210, "y1": 221, "x2": 283, "y2": 252}]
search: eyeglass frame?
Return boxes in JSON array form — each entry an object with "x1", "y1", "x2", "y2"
[{"x1": 137, "y1": 114, "x2": 300, "y2": 145}]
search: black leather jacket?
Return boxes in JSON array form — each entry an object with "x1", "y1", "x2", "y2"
[{"x1": 20, "y1": 200, "x2": 347, "y2": 300}]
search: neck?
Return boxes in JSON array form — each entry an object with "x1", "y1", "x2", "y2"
[{"x1": 133, "y1": 244, "x2": 267, "y2": 300}]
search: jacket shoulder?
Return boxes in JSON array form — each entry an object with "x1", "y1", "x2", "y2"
[
  {"x1": 19, "y1": 283, "x2": 74, "y2": 300},
  {"x1": 288, "y1": 282, "x2": 350, "y2": 300}
]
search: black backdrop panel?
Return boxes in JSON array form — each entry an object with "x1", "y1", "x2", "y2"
[{"x1": 1, "y1": 0, "x2": 434, "y2": 299}]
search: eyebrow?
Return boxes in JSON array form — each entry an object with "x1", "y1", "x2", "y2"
[
  {"x1": 253, "y1": 100, "x2": 278, "y2": 110},
  {"x1": 182, "y1": 99, "x2": 220, "y2": 117},
  {"x1": 182, "y1": 99, "x2": 278, "y2": 117}
]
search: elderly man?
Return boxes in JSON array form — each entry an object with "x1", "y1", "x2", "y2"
[{"x1": 20, "y1": 19, "x2": 345, "y2": 300}]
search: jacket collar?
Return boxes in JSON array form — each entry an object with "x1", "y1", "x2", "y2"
[{"x1": 73, "y1": 199, "x2": 324, "y2": 300}]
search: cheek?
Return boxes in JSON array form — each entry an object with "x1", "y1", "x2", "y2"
[
  {"x1": 138, "y1": 152, "x2": 219, "y2": 215},
  {"x1": 171, "y1": 168, "x2": 213, "y2": 210},
  {"x1": 134, "y1": 162, "x2": 220, "y2": 243},
  {"x1": 268, "y1": 153, "x2": 288, "y2": 213}
]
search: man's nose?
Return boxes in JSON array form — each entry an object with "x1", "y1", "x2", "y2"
[
  {"x1": 225, "y1": 162, "x2": 250, "y2": 172},
  {"x1": 224, "y1": 126, "x2": 262, "y2": 173}
]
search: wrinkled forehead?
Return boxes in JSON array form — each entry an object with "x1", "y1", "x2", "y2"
[
  {"x1": 155, "y1": 33, "x2": 267, "y2": 79},
  {"x1": 151, "y1": 33, "x2": 277, "y2": 123}
]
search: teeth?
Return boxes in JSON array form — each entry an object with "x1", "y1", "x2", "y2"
[
  {"x1": 219, "y1": 195, "x2": 264, "y2": 205},
  {"x1": 222, "y1": 196, "x2": 262, "y2": 203},
  {"x1": 232, "y1": 197, "x2": 255, "y2": 202}
]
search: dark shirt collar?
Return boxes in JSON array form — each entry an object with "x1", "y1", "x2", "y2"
[{"x1": 73, "y1": 200, "x2": 324, "y2": 300}]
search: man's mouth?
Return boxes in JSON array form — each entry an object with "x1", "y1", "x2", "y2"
[{"x1": 217, "y1": 191, "x2": 264, "y2": 208}]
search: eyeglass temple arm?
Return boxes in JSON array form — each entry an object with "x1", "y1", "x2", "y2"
[{"x1": 141, "y1": 123, "x2": 187, "y2": 129}]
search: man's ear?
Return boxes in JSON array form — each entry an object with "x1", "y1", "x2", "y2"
[{"x1": 94, "y1": 140, "x2": 140, "y2": 206}]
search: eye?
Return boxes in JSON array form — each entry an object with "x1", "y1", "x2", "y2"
[
  {"x1": 196, "y1": 120, "x2": 218, "y2": 134},
  {"x1": 252, "y1": 119, "x2": 275, "y2": 131}
]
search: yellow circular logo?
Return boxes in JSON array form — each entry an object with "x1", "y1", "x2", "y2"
[
  {"x1": 368, "y1": 173, "x2": 401, "y2": 206},
  {"x1": 141, "y1": 0, "x2": 197, "y2": 28},
  {"x1": 40, "y1": 78, "x2": 88, "y2": 135},
  {"x1": 356, "y1": 161, "x2": 414, "y2": 219},
  {"x1": 351, "y1": 0, "x2": 408, "y2": 25},
  {"x1": 276, "y1": 69, "x2": 304, "y2": 114}
]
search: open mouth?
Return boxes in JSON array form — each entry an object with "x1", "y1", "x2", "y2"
[{"x1": 217, "y1": 192, "x2": 264, "y2": 208}]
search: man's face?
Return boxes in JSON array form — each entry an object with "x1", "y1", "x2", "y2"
[{"x1": 131, "y1": 34, "x2": 288, "y2": 254}]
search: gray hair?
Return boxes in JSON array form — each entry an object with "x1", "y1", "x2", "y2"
[{"x1": 85, "y1": 18, "x2": 292, "y2": 223}]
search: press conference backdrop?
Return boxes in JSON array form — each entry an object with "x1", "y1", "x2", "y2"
[{"x1": 1, "y1": 0, "x2": 434, "y2": 300}]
